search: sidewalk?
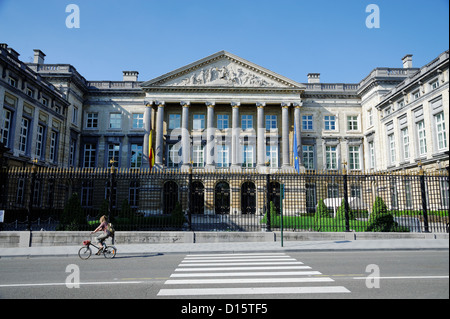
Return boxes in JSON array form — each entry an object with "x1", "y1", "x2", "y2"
[{"x1": 0, "y1": 238, "x2": 448, "y2": 258}]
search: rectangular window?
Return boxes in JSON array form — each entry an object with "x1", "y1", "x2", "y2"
[
  {"x1": 8, "y1": 77, "x2": 17, "y2": 88},
  {"x1": 19, "y1": 118, "x2": 30, "y2": 153},
  {"x1": 440, "y1": 179, "x2": 449, "y2": 208},
  {"x1": 351, "y1": 185, "x2": 361, "y2": 199},
  {"x1": 324, "y1": 116, "x2": 336, "y2": 131},
  {"x1": 168, "y1": 144, "x2": 181, "y2": 168},
  {"x1": 69, "y1": 138, "x2": 76, "y2": 167},
  {"x1": 1, "y1": 109, "x2": 12, "y2": 147},
  {"x1": 417, "y1": 120, "x2": 427, "y2": 156},
  {"x1": 327, "y1": 184, "x2": 339, "y2": 198},
  {"x1": 347, "y1": 116, "x2": 358, "y2": 131},
  {"x1": 431, "y1": 80, "x2": 439, "y2": 90},
  {"x1": 265, "y1": 115, "x2": 277, "y2": 130},
  {"x1": 369, "y1": 142, "x2": 375, "y2": 169},
  {"x1": 193, "y1": 145, "x2": 204, "y2": 167},
  {"x1": 302, "y1": 145, "x2": 315, "y2": 170},
  {"x1": 16, "y1": 179, "x2": 25, "y2": 206},
  {"x1": 217, "y1": 144, "x2": 230, "y2": 168},
  {"x1": 108, "y1": 143, "x2": 120, "y2": 167},
  {"x1": 435, "y1": 112, "x2": 447, "y2": 150},
  {"x1": 86, "y1": 113, "x2": 98, "y2": 128},
  {"x1": 169, "y1": 114, "x2": 181, "y2": 130},
  {"x1": 368, "y1": 109, "x2": 373, "y2": 127},
  {"x1": 32, "y1": 180, "x2": 41, "y2": 207},
  {"x1": 405, "y1": 179, "x2": 413, "y2": 208},
  {"x1": 83, "y1": 144, "x2": 96, "y2": 168},
  {"x1": 130, "y1": 144, "x2": 143, "y2": 168},
  {"x1": 413, "y1": 90, "x2": 421, "y2": 100},
  {"x1": 193, "y1": 114, "x2": 205, "y2": 130},
  {"x1": 388, "y1": 134, "x2": 396, "y2": 164},
  {"x1": 72, "y1": 107, "x2": 78, "y2": 124},
  {"x1": 241, "y1": 115, "x2": 253, "y2": 130},
  {"x1": 132, "y1": 113, "x2": 144, "y2": 129},
  {"x1": 129, "y1": 181, "x2": 140, "y2": 208},
  {"x1": 266, "y1": 145, "x2": 278, "y2": 168},
  {"x1": 302, "y1": 115, "x2": 313, "y2": 130},
  {"x1": 401, "y1": 128, "x2": 410, "y2": 160},
  {"x1": 81, "y1": 181, "x2": 94, "y2": 207},
  {"x1": 242, "y1": 144, "x2": 254, "y2": 168},
  {"x1": 35, "y1": 125, "x2": 45, "y2": 159},
  {"x1": 385, "y1": 106, "x2": 392, "y2": 116},
  {"x1": 397, "y1": 99, "x2": 405, "y2": 109},
  {"x1": 27, "y1": 88, "x2": 34, "y2": 98},
  {"x1": 325, "y1": 146, "x2": 337, "y2": 170},
  {"x1": 109, "y1": 113, "x2": 121, "y2": 129},
  {"x1": 348, "y1": 146, "x2": 360, "y2": 170},
  {"x1": 217, "y1": 114, "x2": 229, "y2": 130},
  {"x1": 49, "y1": 131, "x2": 58, "y2": 163}
]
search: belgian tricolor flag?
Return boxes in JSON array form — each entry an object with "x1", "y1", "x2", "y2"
[{"x1": 149, "y1": 130, "x2": 155, "y2": 171}]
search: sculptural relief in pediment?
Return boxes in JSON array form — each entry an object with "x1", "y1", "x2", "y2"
[{"x1": 162, "y1": 60, "x2": 284, "y2": 88}]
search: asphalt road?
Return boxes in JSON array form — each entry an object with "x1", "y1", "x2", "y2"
[{"x1": 0, "y1": 250, "x2": 448, "y2": 302}]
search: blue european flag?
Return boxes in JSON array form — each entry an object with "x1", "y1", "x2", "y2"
[{"x1": 293, "y1": 122, "x2": 300, "y2": 173}]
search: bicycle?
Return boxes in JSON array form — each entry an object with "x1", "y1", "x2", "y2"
[{"x1": 78, "y1": 239, "x2": 117, "y2": 260}]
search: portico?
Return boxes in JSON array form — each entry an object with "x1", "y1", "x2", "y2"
[{"x1": 140, "y1": 51, "x2": 305, "y2": 172}]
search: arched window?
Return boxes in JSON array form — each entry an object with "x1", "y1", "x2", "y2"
[
  {"x1": 215, "y1": 182, "x2": 230, "y2": 214},
  {"x1": 241, "y1": 181, "x2": 256, "y2": 215},
  {"x1": 268, "y1": 181, "x2": 281, "y2": 214},
  {"x1": 163, "y1": 181, "x2": 178, "y2": 214},
  {"x1": 191, "y1": 181, "x2": 204, "y2": 214}
]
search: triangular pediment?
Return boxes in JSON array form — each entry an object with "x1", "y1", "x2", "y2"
[{"x1": 141, "y1": 51, "x2": 304, "y2": 90}]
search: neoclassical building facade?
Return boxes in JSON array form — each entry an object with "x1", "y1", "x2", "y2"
[
  {"x1": 1, "y1": 44, "x2": 448, "y2": 216},
  {"x1": 1, "y1": 45, "x2": 448, "y2": 175}
]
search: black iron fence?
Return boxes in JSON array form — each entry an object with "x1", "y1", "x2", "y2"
[{"x1": 0, "y1": 166, "x2": 448, "y2": 233}]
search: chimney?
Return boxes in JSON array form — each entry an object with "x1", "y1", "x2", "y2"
[
  {"x1": 123, "y1": 71, "x2": 139, "y2": 81},
  {"x1": 402, "y1": 54, "x2": 413, "y2": 69},
  {"x1": 307, "y1": 73, "x2": 320, "y2": 84},
  {"x1": 33, "y1": 49, "x2": 46, "y2": 64}
]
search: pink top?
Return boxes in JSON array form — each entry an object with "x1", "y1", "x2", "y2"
[{"x1": 99, "y1": 221, "x2": 108, "y2": 232}]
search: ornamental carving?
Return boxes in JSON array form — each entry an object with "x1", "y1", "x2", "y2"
[{"x1": 166, "y1": 62, "x2": 283, "y2": 88}]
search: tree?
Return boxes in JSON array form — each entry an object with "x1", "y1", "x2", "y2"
[
  {"x1": 369, "y1": 196, "x2": 388, "y2": 223},
  {"x1": 315, "y1": 199, "x2": 330, "y2": 220},
  {"x1": 120, "y1": 199, "x2": 132, "y2": 219},
  {"x1": 335, "y1": 198, "x2": 355, "y2": 220},
  {"x1": 366, "y1": 196, "x2": 407, "y2": 232},
  {"x1": 59, "y1": 192, "x2": 86, "y2": 230}
]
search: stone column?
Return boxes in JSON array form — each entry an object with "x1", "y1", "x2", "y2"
[
  {"x1": 294, "y1": 102, "x2": 303, "y2": 166},
  {"x1": 281, "y1": 103, "x2": 290, "y2": 169},
  {"x1": 256, "y1": 102, "x2": 266, "y2": 169},
  {"x1": 231, "y1": 102, "x2": 240, "y2": 170},
  {"x1": 181, "y1": 101, "x2": 191, "y2": 171},
  {"x1": 143, "y1": 101, "x2": 152, "y2": 168},
  {"x1": 205, "y1": 102, "x2": 215, "y2": 170},
  {"x1": 155, "y1": 101, "x2": 165, "y2": 166}
]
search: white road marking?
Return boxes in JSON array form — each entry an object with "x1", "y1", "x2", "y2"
[
  {"x1": 158, "y1": 286, "x2": 351, "y2": 296},
  {"x1": 170, "y1": 271, "x2": 322, "y2": 277},
  {"x1": 165, "y1": 277, "x2": 335, "y2": 285},
  {"x1": 175, "y1": 265, "x2": 312, "y2": 271}
]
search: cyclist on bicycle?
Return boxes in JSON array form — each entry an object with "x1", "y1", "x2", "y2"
[{"x1": 91, "y1": 215, "x2": 111, "y2": 255}]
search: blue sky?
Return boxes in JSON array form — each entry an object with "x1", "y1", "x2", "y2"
[{"x1": 0, "y1": 0, "x2": 448, "y2": 83}]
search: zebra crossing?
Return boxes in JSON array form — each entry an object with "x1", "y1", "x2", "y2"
[{"x1": 157, "y1": 253, "x2": 350, "y2": 297}]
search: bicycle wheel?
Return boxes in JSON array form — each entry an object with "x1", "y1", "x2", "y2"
[
  {"x1": 103, "y1": 246, "x2": 117, "y2": 259},
  {"x1": 78, "y1": 246, "x2": 92, "y2": 260}
]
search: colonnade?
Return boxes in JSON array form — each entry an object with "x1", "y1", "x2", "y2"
[{"x1": 143, "y1": 101, "x2": 303, "y2": 171}]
